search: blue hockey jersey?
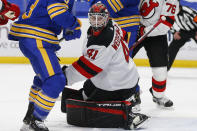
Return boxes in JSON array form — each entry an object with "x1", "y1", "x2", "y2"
[
  {"x1": 9, "y1": 0, "x2": 77, "y2": 44},
  {"x1": 100, "y1": 0, "x2": 140, "y2": 31}
]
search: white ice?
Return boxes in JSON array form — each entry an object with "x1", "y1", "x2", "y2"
[{"x1": 0, "y1": 64, "x2": 197, "y2": 131}]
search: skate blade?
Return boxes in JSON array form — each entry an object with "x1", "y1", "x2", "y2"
[
  {"x1": 136, "y1": 116, "x2": 150, "y2": 129},
  {"x1": 130, "y1": 116, "x2": 150, "y2": 130},
  {"x1": 132, "y1": 105, "x2": 141, "y2": 113}
]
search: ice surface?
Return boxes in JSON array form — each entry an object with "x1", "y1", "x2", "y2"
[{"x1": 0, "y1": 64, "x2": 197, "y2": 131}]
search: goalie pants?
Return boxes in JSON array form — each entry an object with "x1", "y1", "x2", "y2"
[{"x1": 83, "y1": 79, "x2": 139, "y2": 101}]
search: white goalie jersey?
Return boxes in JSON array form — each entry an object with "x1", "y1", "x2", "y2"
[
  {"x1": 66, "y1": 20, "x2": 139, "y2": 91},
  {"x1": 139, "y1": 0, "x2": 180, "y2": 36}
]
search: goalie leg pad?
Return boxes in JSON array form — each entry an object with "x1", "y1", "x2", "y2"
[
  {"x1": 61, "y1": 87, "x2": 83, "y2": 113},
  {"x1": 66, "y1": 99, "x2": 132, "y2": 129}
]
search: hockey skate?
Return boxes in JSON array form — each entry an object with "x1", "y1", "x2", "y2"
[
  {"x1": 20, "y1": 103, "x2": 34, "y2": 131},
  {"x1": 132, "y1": 91, "x2": 141, "y2": 112},
  {"x1": 149, "y1": 88, "x2": 173, "y2": 108},
  {"x1": 29, "y1": 115, "x2": 49, "y2": 131},
  {"x1": 127, "y1": 113, "x2": 149, "y2": 130},
  {"x1": 127, "y1": 90, "x2": 141, "y2": 112}
]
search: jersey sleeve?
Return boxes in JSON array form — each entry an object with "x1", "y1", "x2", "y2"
[
  {"x1": 160, "y1": 0, "x2": 179, "y2": 26},
  {"x1": 66, "y1": 44, "x2": 114, "y2": 86},
  {"x1": 47, "y1": 0, "x2": 77, "y2": 28},
  {"x1": 146, "y1": 0, "x2": 179, "y2": 36}
]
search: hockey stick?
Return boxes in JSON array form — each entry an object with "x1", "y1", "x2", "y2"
[
  {"x1": 59, "y1": 37, "x2": 64, "y2": 42},
  {"x1": 129, "y1": 16, "x2": 165, "y2": 51}
]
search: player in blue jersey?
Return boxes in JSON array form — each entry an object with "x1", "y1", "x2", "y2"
[
  {"x1": 86, "y1": 0, "x2": 141, "y2": 112},
  {"x1": 8, "y1": 0, "x2": 81, "y2": 131}
]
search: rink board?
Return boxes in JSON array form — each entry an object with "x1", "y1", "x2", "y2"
[{"x1": 0, "y1": 19, "x2": 197, "y2": 67}]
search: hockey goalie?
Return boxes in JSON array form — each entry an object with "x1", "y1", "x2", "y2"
[{"x1": 61, "y1": 3, "x2": 149, "y2": 130}]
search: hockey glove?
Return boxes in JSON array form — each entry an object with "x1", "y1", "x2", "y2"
[
  {"x1": 69, "y1": 17, "x2": 82, "y2": 30},
  {"x1": 138, "y1": 25, "x2": 145, "y2": 37},
  {"x1": 63, "y1": 18, "x2": 82, "y2": 41},
  {"x1": 63, "y1": 28, "x2": 81, "y2": 41}
]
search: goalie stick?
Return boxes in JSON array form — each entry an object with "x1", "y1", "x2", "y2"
[{"x1": 129, "y1": 16, "x2": 166, "y2": 51}]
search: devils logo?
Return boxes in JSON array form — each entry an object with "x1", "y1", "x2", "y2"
[{"x1": 140, "y1": 0, "x2": 159, "y2": 19}]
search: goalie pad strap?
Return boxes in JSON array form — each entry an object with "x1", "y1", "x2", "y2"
[{"x1": 66, "y1": 99, "x2": 132, "y2": 129}]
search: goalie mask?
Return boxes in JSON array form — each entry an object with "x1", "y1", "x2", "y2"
[{"x1": 88, "y1": 3, "x2": 109, "y2": 31}]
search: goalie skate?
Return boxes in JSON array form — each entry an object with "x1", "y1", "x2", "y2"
[
  {"x1": 149, "y1": 88, "x2": 173, "y2": 108},
  {"x1": 127, "y1": 113, "x2": 150, "y2": 130},
  {"x1": 132, "y1": 91, "x2": 141, "y2": 112},
  {"x1": 126, "y1": 90, "x2": 141, "y2": 112}
]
